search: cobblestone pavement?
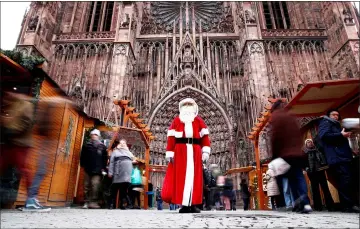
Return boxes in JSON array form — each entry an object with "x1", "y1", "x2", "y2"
[{"x1": 1, "y1": 208, "x2": 359, "y2": 228}]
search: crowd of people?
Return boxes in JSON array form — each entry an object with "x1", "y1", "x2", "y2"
[
  {"x1": 1, "y1": 88, "x2": 358, "y2": 215},
  {"x1": 80, "y1": 136, "x2": 146, "y2": 210},
  {"x1": 266, "y1": 100, "x2": 359, "y2": 213}
]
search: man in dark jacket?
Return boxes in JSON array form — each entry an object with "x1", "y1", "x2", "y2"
[
  {"x1": 80, "y1": 129, "x2": 108, "y2": 209},
  {"x1": 270, "y1": 100, "x2": 312, "y2": 213},
  {"x1": 203, "y1": 166, "x2": 214, "y2": 210},
  {"x1": 318, "y1": 109, "x2": 359, "y2": 213},
  {"x1": 304, "y1": 139, "x2": 334, "y2": 211}
]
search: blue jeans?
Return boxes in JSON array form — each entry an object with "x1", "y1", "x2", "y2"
[
  {"x1": 27, "y1": 156, "x2": 47, "y2": 199},
  {"x1": 285, "y1": 166, "x2": 310, "y2": 207},
  {"x1": 169, "y1": 203, "x2": 175, "y2": 210},
  {"x1": 282, "y1": 177, "x2": 294, "y2": 208},
  {"x1": 157, "y1": 200, "x2": 163, "y2": 210}
]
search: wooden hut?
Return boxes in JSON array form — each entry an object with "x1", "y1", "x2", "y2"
[{"x1": 1, "y1": 53, "x2": 96, "y2": 208}]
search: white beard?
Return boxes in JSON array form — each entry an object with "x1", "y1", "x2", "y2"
[{"x1": 179, "y1": 105, "x2": 196, "y2": 123}]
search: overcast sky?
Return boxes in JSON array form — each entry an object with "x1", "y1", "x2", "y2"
[{"x1": 0, "y1": 2, "x2": 359, "y2": 51}]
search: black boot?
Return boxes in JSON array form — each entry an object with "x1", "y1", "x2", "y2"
[
  {"x1": 179, "y1": 206, "x2": 191, "y2": 213},
  {"x1": 191, "y1": 205, "x2": 201, "y2": 213}
]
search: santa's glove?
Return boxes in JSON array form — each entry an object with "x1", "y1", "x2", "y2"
[{"x1": 202, "y1": 153, "x2": 209, "y2": 163}]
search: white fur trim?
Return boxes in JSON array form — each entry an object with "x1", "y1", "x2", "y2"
[
  {"x1": 199, "y1": 128, "x2": 209, "y2": 138},
  {"x1": 167, "y1": 130, "x2": 183, "y2": 138},
  {"x1": 202, "y1": 146, "x2": 211, "y2": 154},
  {"x1": 184, "y1": 122, "x2": 193, "y2": 138},
  {"x1": 165, "y1": 151, "x2": 174, "y2": 158},
  {"x1": 182, "y1": 143, "x2": 194, "y2": 206},
  {"x1": 179, "y1": 98, "x2": 198, "y2": 116}
]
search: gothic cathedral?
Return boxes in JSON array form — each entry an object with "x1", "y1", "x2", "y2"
[{"x1": 16, "y1": 2, "x2": 360, "y2": 187}]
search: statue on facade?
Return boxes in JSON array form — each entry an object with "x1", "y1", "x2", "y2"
[{"x1": 28, "y1": 15, "x2": 39, "y2": 31}]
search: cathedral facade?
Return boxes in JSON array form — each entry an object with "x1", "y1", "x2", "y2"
[{"x1": 16, "y1": 2, "x2": 359, "y2": 188}]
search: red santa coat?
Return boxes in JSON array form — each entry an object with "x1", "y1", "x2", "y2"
[{"x1": 166, "y1": 115, "x2": 211, "y2": 206}]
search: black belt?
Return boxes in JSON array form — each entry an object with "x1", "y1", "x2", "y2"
[{"x1": 175, "y1": 138, "x2": 201, "y2": 145}]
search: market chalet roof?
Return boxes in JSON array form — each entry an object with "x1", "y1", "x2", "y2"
[{"x1": 286, "y1": 78, "x2": 360, "y2": 117}]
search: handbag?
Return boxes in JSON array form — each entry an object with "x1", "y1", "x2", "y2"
[
  {"x1": 268, "y1": 157, "x2": 291, "y2": 176},
  {"x1": 161, "y1": 162, "x2": 175, "y2": 203},
  {"x1": 131, "y1": 167, "x2": 142, "y2": 185}
]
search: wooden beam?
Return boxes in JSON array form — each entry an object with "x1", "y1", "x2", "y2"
[
  {"x1": 131, "y1": 112, "x2": 140, "y2": 118},
  {"x1": 120, "y1": 100, "x2": 131, "y2": 106},
  {"x1": 127, "y1": 107, "x2": 136, "y2": 112}
]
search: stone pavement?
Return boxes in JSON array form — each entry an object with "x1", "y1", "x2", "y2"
[{"x1": 0, "y1": 208, "x2": 359, "y2": 228}]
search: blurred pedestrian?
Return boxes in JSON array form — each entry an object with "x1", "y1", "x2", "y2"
[
  {"x1": 240, "y1": 179, "x2": 250, "y2": 211},
  {"x1": 23, "y1": 97, "x2": 70, "y2": 211},
  {"x1": 80, "y1": 129, "x2": 108, "y2": 209},
  {"x1": 318, "y1": 109, "x2": 359, "y2": 213},
  {"x1": 0, "y1": 91, "x2": 34, "y2": 208},
  {"x1": 270, "y1": 100, "x2": 312, "y2": 213}
]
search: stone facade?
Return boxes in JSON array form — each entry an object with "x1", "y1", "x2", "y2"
[{"x1": 16, "y1": 1, "x2": 360, "y2": 187}]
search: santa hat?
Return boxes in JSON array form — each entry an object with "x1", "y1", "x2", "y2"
[{"x1": 179, "y1": 98, "x2": 198, "y2": 116}]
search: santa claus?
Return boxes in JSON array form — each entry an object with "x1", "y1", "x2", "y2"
[{"x1": 165, "y1": 98, "x2": 211, "y2": 213}]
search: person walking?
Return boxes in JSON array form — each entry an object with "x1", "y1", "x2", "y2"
[
  {"x1": 265, "y1": 167, "x2": 280, "y2": 210},
  {"x1": 22, "y1": 97, "x2": 70, "y2": 211},
  {"x1": 318, "y1": 109, "x2": 360, "y2": 213},
  {"x1": 108, "y1": 139, "x2": 135, "y2": 210},
  {"x1": 270, "y1": 100, "x2": 312, "y2": 213},
  {"x1": 80, "y1": 129, "x2": 108, "y2": 209},
  {"x1": 240, "y1": 179, "x2": 250, "y2": 211},
  {"x1": 0, "y1": 91, "x2": 35, "y2": 210}
]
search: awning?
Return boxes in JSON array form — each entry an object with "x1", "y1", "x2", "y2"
[
  {"x1": 0, "y1": 53, "x2": 31, "y2": 81},
  {"x1": 286, "y1": 79, "x2": 360, "y2": 117},
  {"x1": 103, "y1": 126, "x2": 150, "y2": 149}
]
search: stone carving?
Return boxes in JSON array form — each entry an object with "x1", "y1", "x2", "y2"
[
  {"x1": 249, "y1": 41, "x2": 264, "y2": 55},
  {"x1": 54, "y1": 31, "x2": 116, "y2": 41},
  {"x1": 261, "y1": 29, "x2": 327, "y2": 38},
  {"x1": 140, "y1": 2, "x2": 235, "y2": 34},
  {"x1": 120, "y1": 13, "x2": 130, "y2": 28},
  {"x1": 114, "y1": 44, "x2": 128, "y2": 56},
  {"x1": 343, "y1": 7, "x2": 354, "y2": 24},
  {"x1": 245, "y1": 9, "x2": 256, "y2": 24},
  {"x1": 28, "y1": 15, "x2": 39, "y2": 31}
]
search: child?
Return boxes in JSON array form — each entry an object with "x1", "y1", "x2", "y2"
[{"x1": 265, "y1": 167, "x2": 280, "y2": 210}]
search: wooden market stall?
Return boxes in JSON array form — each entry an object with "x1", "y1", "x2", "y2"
[
  {"x1": 108, "y1": 100, "x2": 154, "y2": 209},
  {"x1": 1, "y1": 53, "x2": 95, "y2": 208},
  {"x1": 243, "y1": 78, "x2": 360, "y2": 210}
]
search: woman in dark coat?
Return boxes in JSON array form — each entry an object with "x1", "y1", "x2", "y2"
[{"x1": 240, "y1": 179, "x2": 250, "y2": 211}]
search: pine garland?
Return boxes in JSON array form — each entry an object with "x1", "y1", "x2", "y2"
[{"x1": 0, "y1": 49, "x2": 45, "y2": 71}]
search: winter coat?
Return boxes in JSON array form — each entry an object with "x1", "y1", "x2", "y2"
[
  {"x1": 240, "y1": 183, "x2": 250, "y2": 199},
  {"x1": 304, "y1": 146, "x2": 328, "y2": 173},
  {"x1": 318, "y1": 116, "x2": 353, "y2": 165},
  {"x1": 109, "y1": 148, "x2": 134, "y2": 183},
  {"x1": 270, "y1": 109, "x2": 306, "y2": 167},
  {"x1": 1, "y1": 99, "x2": 34, "y2": 147},
  {"x1": 265, "y1": 169, "x2": 280, "y2": 197},
  {"x1": 80, "y1": 139, "x2": 108, "y2": 175}
]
